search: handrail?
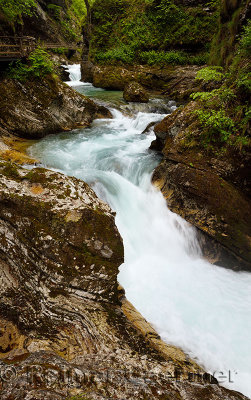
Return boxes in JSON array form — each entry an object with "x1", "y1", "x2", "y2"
[
  {"x1": 0, "y1": 36, "x2": 81, "y2": 60},
  {"x1": 0, "y1": 36, "x2": 37, "y2": 59}
]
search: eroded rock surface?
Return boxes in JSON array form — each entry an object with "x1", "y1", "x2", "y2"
[
  {"x1": 88, "y1": 64, "x2": 202, "y2": 100},
  {"x1": 0, "y1": 161, "x2": 248, "y2": 399},
  {"x1": 123, "y1": 81, "x2": 149, "y2": 103},
  {"x1": 151, "y1": 103, "x2": 251, "y2": 271},
  {"x1": 0, "y1": 76, "x2": 111, "y2": 139}
]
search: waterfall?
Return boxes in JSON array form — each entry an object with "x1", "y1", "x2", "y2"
[
  {"x1": 28, "y1": 76, "x2": 251, "y2": 398},
  {"x1": 63, "y1": 63, "x2": 90, "y2": 86}
]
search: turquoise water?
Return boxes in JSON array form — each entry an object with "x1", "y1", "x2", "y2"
[{"x1": 28, "y1": 65, "x2": 251, "y2": 398}]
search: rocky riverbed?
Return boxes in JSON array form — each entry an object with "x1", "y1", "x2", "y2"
[
  {"x1": 0, "y1": 160, "x2": 249, "y2": 400},
  {"x1": 0, "y1": 62, "x2": 250, "y2": 400}
]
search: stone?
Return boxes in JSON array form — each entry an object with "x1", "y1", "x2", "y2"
[
  {"x1": 0, "y1": 161, "x2": 247, "y2": 399},
  {"x1": 151, "y1": 103, "x2": 251, "y2": 271},
  {"x1": 58, "y1": 65, "x2": 70, "y2": 81},
  {"x1": 141, "y1": 121, "x2": 156, "y2": 134},
  {"x1": 0, "y1": 75, "x2": 112, "y2": 139},
  {"x1": 123, "y1": 81, "x2": 149, "y2": 103},
  {"x1": 91, "y1": 64, "x2": 202, "y2": 101}
]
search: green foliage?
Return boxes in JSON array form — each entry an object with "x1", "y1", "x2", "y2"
[
  {"x1": 191, "y1": 67, "x2": 249, "y2": 149},
  {"x1": 191, "y1": 91, "x2": 217, "y2": 102},
  {"x1": 60, "y1": 19, "x2": 78, "y2": 41},
  {"x1": 139, "y1": 50, "x2": 207, "y2": 66},
  {"x1": 47, "y1": 4, "x2": 62, "y2": 20},
  {"x1": 90, "y1": 0, "x2": 220, "y2": 65},
  {"x1": 140, "y1": 50, "x2": 187, "y2": 65},
  {"x1": 94, "y1": 47, "x2": 208, "y2": 66},
  {"x1": 71, "y1": 0, "x2": 89, "y2": 20},
  {"x1": 236, "y1": 72, "x2": 251, "y2": 93},
  {"x1": 8, "y1": 48, "x2": 54, "y2": 81},
  {"x1": 195, "y1": 66, "x2": 224, "y2": 82},
  {"x1": 95, "y1": 45, "x2": 135, "y2": 64},
  {"x1": 46, "y1": 0, "x2": 89, "y2": 42},
  {"x1": 0, "y1": 0, "x2": 36, "y2": 22},
  {"x1": 50, "y1": 47, "x2": 68, "y2": 55},
  {"x1": 90, "y1": 0, "x2": 128, "y2": 50},
  {"x1": 209, "y1": 2, "x2": 244, "y2": 66},
  {"x1": 239, "y1": 20, "x2": 251, "y2": 56},
  {"x1": 195, "y1": 109, "x2": 235, "y2": 143}
]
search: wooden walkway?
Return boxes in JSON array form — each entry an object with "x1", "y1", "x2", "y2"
[
  {"x1": 0, "y1": 36, "x2": 36, "y2": 61},
  {"x1": 0, "y1": 36, "x2": 80, "y2": 61}
]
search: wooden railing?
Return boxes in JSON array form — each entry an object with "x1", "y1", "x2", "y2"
[
  {"x1": 0, "y1": 36, "x2": 81, "y2": 61},
  {"x1": 43, "y1": 43, "x2": 80, "y2": 50},
  {"x1": 0, "y1": 36, "x2": 36, "y2": 60}
]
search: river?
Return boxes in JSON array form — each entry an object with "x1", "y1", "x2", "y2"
[{"x1": 28, "y1": 64, "x2": 251, "y2": 398}]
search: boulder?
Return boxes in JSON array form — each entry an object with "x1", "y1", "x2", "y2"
[
  {"x1": 141, "y1": 121, "x2": 156, "y2": 134},
  {"x1": 58, "y1": 64, "x2": 70, "y2": 81},
  {"x1": 123, "y1": 81, "x2": 149, "y2": 103},
  {"x1": 81, "y1": 59, "x2": 94, "y2": 83},
  {"x1": 0, "y1": 75, "x2": 112, "y2": 139},
  {"x1": 92, "y1": 64, "x2": 202, "y2": 100}
]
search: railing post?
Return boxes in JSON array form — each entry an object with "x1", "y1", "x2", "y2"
[{"x1": 20, "y1": 37, "x2": 23, "y2": 57}]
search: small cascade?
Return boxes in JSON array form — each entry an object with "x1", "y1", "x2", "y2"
[
  {"x1": 63, "y1": 63, "x2": 91, "y2": 86},
  {"x1": 28, "y1": 79, "x2": 251, "y2": 398}
]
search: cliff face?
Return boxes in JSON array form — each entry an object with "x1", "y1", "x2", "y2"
[
  {"x1": 150, "y1": 0, "x2": 251, "y2": 271},
  {"x1": 0, "y1": 161, "x2": 248, "y2": 400},
  {"x1": 210, "y1": 0, "x2": 251, "y2": 66},
  {"x1": 88, "y1": 0, "x2": 220, "y2": 66},
  {"x1": 0, "y1": 75, "x2": 111, "y2": 139},
  {"x1": 0, "y1": 0, "x2": 85, "y2": 45},
  {"x1": 151, "y1": 103, "x2": 251, "y2": 271}
]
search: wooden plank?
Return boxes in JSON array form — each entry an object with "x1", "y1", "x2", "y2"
[
  {"x1": 0, "y1": 52, "x2": 21, "y2": 55},
  {"x1": 0, "y1": 45, "x2": 20, "y2": 47}
]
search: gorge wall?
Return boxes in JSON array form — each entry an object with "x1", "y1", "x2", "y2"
[
  {"x1": 0, "y1": 161, "x2": 249, "y2": 400},
  {"x1": 150, "y1": 0, "x2": 251, "y2": 271}
]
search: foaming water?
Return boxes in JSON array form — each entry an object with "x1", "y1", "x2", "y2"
[
  {"x1": 64, "y1": 64, "x2": 90, "y2": 86},
  {"x1": 28, "y1": 73, "x2": 251, "y2": 397}
]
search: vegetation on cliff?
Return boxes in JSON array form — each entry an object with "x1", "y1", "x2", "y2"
[
  {"x1": 88, "y1": 0, "x2": 220, "y2": 65},
  {"x1": 0, "y1": 0, "x2": 36, "y2": 23},
  {"x1": 150, "y1": 0, "x2": 250, "y2": 269},
  {"x1": 189, "y1": 19, "x2": 250, "y2": 150},
  {"x1": 8, "y1": 47, "x2": 54, "y2": 81},
  {"x1": 0, "y1": 0, "x2": 87, "y2": 43}
]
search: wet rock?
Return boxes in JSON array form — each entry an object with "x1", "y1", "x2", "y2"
[
  {"x1": 0, "y1": 350, "x2": 247, "y2": 400},
  {"x1": 123, "y1": 81, "x2": 149, "y2": 103},
  {"x1": 92, "y1": 64, "x2": 202, "y2": 100},
  {"x1": 0, "y1": 161, "x2": 247, "y2": 399},
  {"x1": 0, "y1": 162, "x2": 123, "y2": 305},
  {"x1": 81, "y1": 59, "x2": 94, "y2": 83},
  {"x1": 0, "y1": 75, "x2": 112, "y2": 139},
  {"x1": 151, "y1": 104, "x2": 251, "y2": 271},
  {"x1": 58, "y1": 65, "x2": 70, "y2": 81},
  {"x1": 141, "y1": 121, "x2": 156, "y2": 134}
]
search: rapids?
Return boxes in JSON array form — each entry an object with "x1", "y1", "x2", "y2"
[{"x1": 28, "y1": 64, "x2": 251, "y2": 397}]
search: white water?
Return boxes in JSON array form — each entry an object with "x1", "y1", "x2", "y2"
[
  {"x1": 29, "y1": 65, "x2": 251, "y2": 398},
  {"x1": 63, "y1": 63, "x2": 90, "y2": 86}
]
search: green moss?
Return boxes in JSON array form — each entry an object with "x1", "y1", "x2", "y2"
[
  {"x1": 0, "y1": 162, "x2": 21, "y2": 180},
  {"x1": 89, "y1": 0, "x2": 220, "y2": 65},
  {"x1": 8, "y1": 48, "x2": 54, "y2": 82},
  {"x1": 209, "y1": 1, "x2": 244, "y2": 66},
  {"x1": 0, "y1": 0, "x2": 36, "y2": 23},
  {"x1": 24, "y1": 168, "x2": 48, "y2": 184}
]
